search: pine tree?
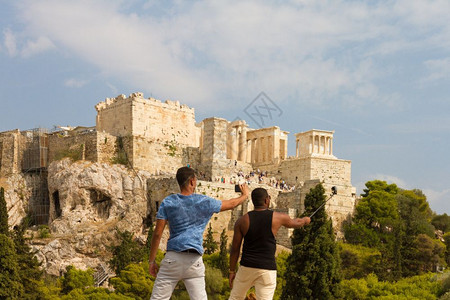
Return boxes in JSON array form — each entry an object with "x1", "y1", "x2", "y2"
[
  {"x1": 109, "y1": 230, "x2": 145, "y2": 275},
  {"x1": 282, "y1": 183, "x2": 341, "y2": 300},
  {"x1": 12, "y1": 219, "x2": 43, "y2": 299},
  {"x1": 203, "y1": 223, "x2": 218, "y2": 255},
  {"x1": 0, "y1": 187, "x2": 8, "y2": 235},
  {"x1": 0, "y1": 233, "x2": 24, "y2": 298},
  {"x1": 218, "y1": 228, "x2": 229, "y2": 276}
]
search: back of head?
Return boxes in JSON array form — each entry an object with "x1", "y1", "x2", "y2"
[
  {"x1": 176, "y1": 167, "x2": 196, "y2": 189},
  {"x1": 251, "y1": 188, "x2": 268, "y2": 206}
]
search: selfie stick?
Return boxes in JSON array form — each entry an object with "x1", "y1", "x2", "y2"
[{"x1": 309, "y1": 186, "x2": 337, "y2": 218}]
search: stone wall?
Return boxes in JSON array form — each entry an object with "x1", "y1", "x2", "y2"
[
  {"x1": 131, "y1": 135, "x2": 185, "y2": 175},
  {"x1": 278, "y1": 156, "x2": 351, "y2": 186},
  {"x1": 200, "y1": 117, "x2": 228, "y2": 179},
  {"x1": 0, "y1": 130, "x2": 22, "y2": 175},
  {"x1": 96, "y1": 132, "x2": 119, "y2": 164},
  {"x1": 95, "y1": 94, "x2": 133, "y2": 137},
  {"x1": 301, "y1": 179, "x2": 356, "y2": 239},
  {"x1": 48, "y1": 131, "x2": 98, "y2": 163},
  {"x1": 96, "y1": 92, "x2": 200, "y2": 147}
]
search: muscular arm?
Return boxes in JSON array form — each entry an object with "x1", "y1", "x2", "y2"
[
  {"x1": 272, "y1": 213, "x2": 310, "y2": 236},
  {"x1": 148, "y1": 219, "x2": 167, "y2": 276},
  {"x1": 220, "y1": 183, "x2": 249, "y2": 211},
  {"x1": 229, "y1": 216, "x2": 247, "y2": 288},
  {"x1": 282, "y1": 215, "x2": 311, "y2": 228}
]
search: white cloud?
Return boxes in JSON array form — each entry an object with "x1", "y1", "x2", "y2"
[
  {"x1": 421, "y1": 57, "x2": 450, "y2": 85},
  {"x1": 369, "y1": 173, "x2": 409, "y2": 189},
  {"x1": 3, "y1": 28, "x2": 17, "y2": 56},
  {"x1": 64, "y1": 78, "x2": 88, "y2": 88},
  {"x1": 106, "y1": 82, "x2": 118, "y2": 95},
  {"x1": 11, "y1": 0, "x2": 450, "y2": 109},
  {"x1": 21, "y1": 36, "x2": 55, "y2": 58}
]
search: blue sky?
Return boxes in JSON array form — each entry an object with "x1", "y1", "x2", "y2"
[{"x1": 1, "y1": 0, "x2": 449, "y2": 214}]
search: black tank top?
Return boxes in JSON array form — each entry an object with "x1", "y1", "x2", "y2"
[{"x1": 240, "y1": 210, "x2": 277, "y2": 270}]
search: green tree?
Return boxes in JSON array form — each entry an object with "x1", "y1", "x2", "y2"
[
  {"x1": 443, "y1": 232, "x2": 450, "y2": 265},
  {"x1": 274, "y1": 251, "x2": 289, "y2": 300},
  {"x1": 0, "y1": 233, "x2": 24, "y2": 298},
  {"x1": 218, "y1": 228, "x2": 229, "y2": 276},
  {"x1": 339, "y1": 242, "x2": 381, "y2": 279},
  {"x1": 0, "y1": 187, "x2": 8, "y2": 235},
  {"x1": 110, "y1": 263, "x2": 153, "y2": 300},
  {"x1": 62, "y1": 287, "x2": 134, "y2": 300},
  {"x1": 282, "y1": 183, "x2": 341, "y2": 299},
  {"x1": 432, "y1": 213, "x2": 450, "y2": 233},
  {"x1": 344, "y1": 180, "x2": 401, "y2": 280},
  {"x1": 397, "y1": 189, "x2": 436, "y2": 277},
  {"x1": 411, "y1": 234, "x2": 444, "y2": 273},
  {"x1": 203, "y1": 223, "x2": 218, "y2": 255},
  {"x1": 109, "y1": 230, "x2": 145, "y2": 275},
  {"x1": 361, "y1": 180, "x2": 398, "y2": 197},
  {"x1": 60, "y1": 265, "x2": 95, "y2": 295},
  {"x1": 12, "y1": 219, "x2": 43, "y2": 299},
  {"x1": 205, "y1": 265, "x2": 229, "y2": 300}
]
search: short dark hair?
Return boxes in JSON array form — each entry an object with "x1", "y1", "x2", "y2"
[
  {"x1": 176, "y1": 167, "x2": 196, "y2": 188},
  {"x1": 251, "y1": 188, "x2": 268, "y2": 206}
]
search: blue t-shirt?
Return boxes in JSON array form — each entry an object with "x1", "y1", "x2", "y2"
[{"x1": 156, "y1": 193, "x2": 222, "y2": 254}]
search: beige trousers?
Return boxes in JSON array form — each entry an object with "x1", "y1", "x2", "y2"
[{"x1": 229, "y1": 265, "x2": 277, "y2": 300}]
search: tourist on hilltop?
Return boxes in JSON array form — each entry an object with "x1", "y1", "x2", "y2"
[
  {"x1": 148, "y1": 166, "x2": 249, "y2": 300},
  {"x1": 228, "y1": 188, "x2": 310, "y2": 300}
]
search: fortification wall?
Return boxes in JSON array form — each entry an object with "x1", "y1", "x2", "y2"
[
  {"x1": 95, "y1": 92, "x2": 200, "y2": 148},
  {"x1": 310, "y1": 157, "x2": 351, "y2": 185},
  {"x1": 131, "y1": 96, "x2": 199, "y2": 147},
  {"x1": 279, "y1": 156, "x2": 351, "y2": 185},
  {"x1": 0, "y1": 130, "x2": 21, "y2": 175},
  {"x1": 301, "y1": 180, "x2": 355, "y2": 239},
  {"x1": 95, "y1": 94, "x2": 133, "y2": 137},
  {"x1": 96, "y1": 132, "x2": 119, "y2": 164},
  {"x1": 48, "y1": 131, "x2": 98, "y2": 163}
]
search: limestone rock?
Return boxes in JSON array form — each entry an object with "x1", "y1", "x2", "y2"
[{"x1": 30, "y1": 158, "x2": 152, "y2": 275}]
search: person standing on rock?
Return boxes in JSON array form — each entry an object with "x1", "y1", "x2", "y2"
[
  {"x1": 148, "y1": 166, "x2": 249, "y2": 300},
  {"x1": 228, "y1": 187, "x2": 311, "y2": 300}
]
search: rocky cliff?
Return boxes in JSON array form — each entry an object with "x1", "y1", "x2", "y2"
[
  {"x1": 31, "y1": 159, "x2": 155, "y2": 275},
  {"x1": 3, "y1": 159, "x2": 293, "y2": 276}
]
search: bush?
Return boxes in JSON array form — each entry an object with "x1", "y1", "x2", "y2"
[
  {"x1": 55, "y1": 146, "x2": 83, "y2": 161},
  {"x1": 110, "y1": 263, "x2": 153, "y2": 300},
  {"x1": 60, "y1": 266, "x2": 94, "y2": 295},
  {"x1": 339, "y1": 242, "x2": 381, "y2": 279},
  {"x1": 38, "y1": 225, "x2": 51, "y2": 238}
]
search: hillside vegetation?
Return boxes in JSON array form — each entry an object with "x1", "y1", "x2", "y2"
[{"x1": 2, "y1": 181, "x2": 450, "y2": 299}]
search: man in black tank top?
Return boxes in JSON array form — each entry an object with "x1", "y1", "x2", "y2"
[{"x1": 228, "y1": 188, "x2": 310, "y2": 300}]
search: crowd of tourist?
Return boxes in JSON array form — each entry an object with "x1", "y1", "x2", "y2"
[{"x1": 214, "y1": 168, "x2": 295, "y2": 191}]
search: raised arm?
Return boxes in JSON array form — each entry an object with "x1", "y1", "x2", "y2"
[
  {"x1": 148, "y1": 219, "x2": 167, "y2": 277},
  {"x1": 272, "y1": 213, "x2": 310, "y2": 236},
  {"x1": 220, "y1": 183, "x2": 249, "y2": 211}
]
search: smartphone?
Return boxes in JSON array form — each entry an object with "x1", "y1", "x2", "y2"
[{"x1": 234, "y1": 184, "x2": 241, "y2": 192}]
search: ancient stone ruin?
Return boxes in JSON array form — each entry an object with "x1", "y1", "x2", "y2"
[{"x1": 0, "y1": 92, "x2": 357, "y2": 275}]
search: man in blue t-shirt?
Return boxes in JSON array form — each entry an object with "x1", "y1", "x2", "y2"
[{"x1": 149, "y1": 166, "x2": 249, "y2": 300}]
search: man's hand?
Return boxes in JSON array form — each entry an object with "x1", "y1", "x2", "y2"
[
  {"x1": 220, "y1": 184, "x2": 249, "y2": 211},
  {"x1": 239, "y1": 183, "x2": 249, "y2": 197},
  {"x1": 302, "y1": 217, "x2": 311, "y2": 225},
  {"x1": 149, "y1": 261, "x2": 159, "y2": 277},
  {"x1": 229, "y1": 272, "x2": 236, "y2": 289}
]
